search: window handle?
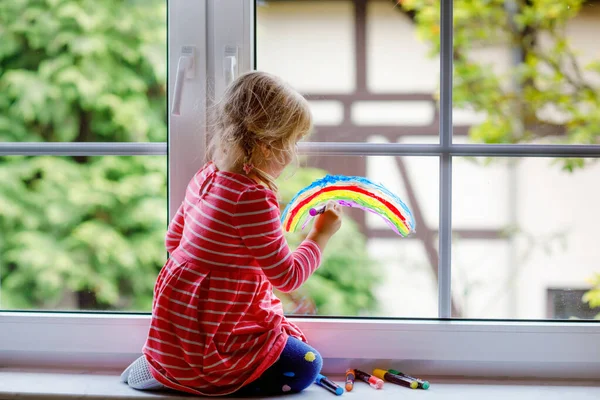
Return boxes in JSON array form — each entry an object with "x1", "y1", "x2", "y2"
[
  {"x1": 224, "y1": 45, "x2": 239, "y2": 87},
  {"x1": 171, "y1": 46, "x2": 195, "y2": 117},
  {"x1": 224, "y1": 55, "x2": 237, "y2": 86}
]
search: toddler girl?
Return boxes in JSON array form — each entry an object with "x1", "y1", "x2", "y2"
[{"x1": 120, "y1": 71, "x2": 342, "y2": 396}]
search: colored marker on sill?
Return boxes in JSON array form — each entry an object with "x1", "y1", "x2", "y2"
[
  {"x1": 373, "y1": 369, "x2": 418, "y2": 389},
  {"x1": 354, "y1": 369, "x2": 384, "y2": 389},
  {"x1": 388, "y1": 369, "x2": 430, "y2": 390},
  {"x1": 345, "y1": 369, "x2": 355, "y2": 392},
  {"x1": 315, "y1": 373, "x2": 344, "y2": 396}
]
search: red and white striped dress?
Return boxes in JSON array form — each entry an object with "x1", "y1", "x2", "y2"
[{"x1": 143, "y1": 162, "x2": 322, "y2": 396}]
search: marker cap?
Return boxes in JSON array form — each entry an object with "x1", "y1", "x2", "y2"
[
  {"x1": 372, "y1": 369, "x2": 387, "y2": 380},
  {"x1": 368, "y1": 376, "x2": 384, "y2": 389},
  {"x1": 388, "y1": 369, "x2": 430, "y2": 390},
  {"x1": 316, "y1": 374, "x2": 344, "y2": 396}
]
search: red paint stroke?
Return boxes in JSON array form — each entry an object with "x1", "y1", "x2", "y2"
[{"x1": 286, "y1": 185, "x2": 407, "y2": 231}]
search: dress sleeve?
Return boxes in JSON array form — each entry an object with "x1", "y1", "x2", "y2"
[
  {"x1": 234, "y1": 187, "x2": 322, "y2": 293},
  {"x1": 165, "y1": 201, "x2": 185, "y2": 254}
]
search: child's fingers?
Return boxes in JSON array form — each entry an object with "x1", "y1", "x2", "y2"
[
  {"x1": 331, "y1": 202, "x2": 342, "y2": 214},
  {"x1": 326, "y1": 201, "x2": 343, "y2": 212},
  {"x1": 319, "y1": 201, "x2": 343, "y2": 221}
]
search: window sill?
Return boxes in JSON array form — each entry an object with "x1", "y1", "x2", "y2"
[
  {"x1": 2, "y1": 314, "x2": 600, "y2": 380},
  {"x1": 1, "y1": 369, "x2": 599, "y2": 400}
]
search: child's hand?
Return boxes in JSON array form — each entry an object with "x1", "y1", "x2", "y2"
[
  {"x1": 307, "y1": 201, "x2": 342, "y2": 252},
  {"x1": 312, "y1": 201, "x2": 342, "y2": 237}
]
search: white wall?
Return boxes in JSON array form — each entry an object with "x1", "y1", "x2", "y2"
[{"x1": 257, "y1": 1, "x2": 355, "y2": 93}]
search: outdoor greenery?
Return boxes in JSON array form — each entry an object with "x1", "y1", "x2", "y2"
[
  {"x1": 0, "y1": 0, "x2": 378, "y2": 315},
  {"x1": 401, "y1": 0, "x2": 600, "y2": 168},
  {"x1": 0, "y1": 0, "x2": 168, "y2": 310},
  {"x1": 583, "y1": 273, "x2": 600, "y2": 319}
]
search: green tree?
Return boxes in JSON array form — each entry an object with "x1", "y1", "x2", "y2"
[
  {"x1": 401, "y1": 0, "x2": 600, "y2": 166},
  {"x1": 398, "y1": 0, "x2": 600, "y2": 314},
  {"x1": 0, "y1": 0, "x2": 168, "y2": 310},
  {"x1": 0, "y1": 0, "x2": 378, "y2": 315}
]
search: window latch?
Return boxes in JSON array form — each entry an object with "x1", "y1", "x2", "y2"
[
  {"x1": 171, "y1": 45, "x2": 195, "y2": 117},
  {"x1": 224, "y1": 45, "x2": 239, "y2": 87}
]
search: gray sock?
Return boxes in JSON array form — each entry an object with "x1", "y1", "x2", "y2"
[{"x1": 121, "y1": 356, "x2": 166, "y2": 390}]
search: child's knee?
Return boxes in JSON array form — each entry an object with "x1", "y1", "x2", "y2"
[
  {"x1": 294, "y1": 347, "x2": 322, "y2": 391},
  {"x1": 302, "y1": 348, "x2": 322, "y2": 375}
]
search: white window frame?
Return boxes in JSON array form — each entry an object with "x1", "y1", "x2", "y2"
[{"x1": 1, "y1": 0, "x2": 600, "y2": 379}]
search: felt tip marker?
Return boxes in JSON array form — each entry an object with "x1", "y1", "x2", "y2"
[
  {"x1": 388, "y1": 369, "x2": 430, "y2": 390},
  {"x1": 373, "y1": 369, "x2": 417, "y2": 389},
  {"x1": 309, "y1": 206, "x2": 326, "y2": 216},
  {"x1": 315, "y1": 374, "x2": 344, "y2": 396},
  {"x1": 345, "y1": 369, "x2": 355, "y2": 391},
  {"x1": 354, "y1": 369, "x2": 384, "y2": 390}
]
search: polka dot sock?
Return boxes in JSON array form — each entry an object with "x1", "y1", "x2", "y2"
[{"x1": 234, "y1": 336, "x2": 323, "y2": 397}]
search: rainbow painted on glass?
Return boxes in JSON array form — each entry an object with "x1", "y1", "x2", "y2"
[{"x1": 281, "y1": 175, "x2": 416, "y2": 237}]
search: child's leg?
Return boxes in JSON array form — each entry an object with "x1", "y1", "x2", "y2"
[
  {"x1": 120, "y1": 355, "x2": 166, "y2": 391},
  {"x1": 234, "y1": 336, "x2": 323, "y2": 397}
]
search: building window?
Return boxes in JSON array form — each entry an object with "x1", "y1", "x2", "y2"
[{"x1": 547, "y1": 289, "x2": 599, "y2": 320}]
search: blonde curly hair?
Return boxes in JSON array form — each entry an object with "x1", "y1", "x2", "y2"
[{"x1": 207, "y1": 71, "x2": 312, "y2": 192}]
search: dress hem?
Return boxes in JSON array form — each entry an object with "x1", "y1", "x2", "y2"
[{"x1": 145, "y1": 331, "x2": 289, "y2": 396}]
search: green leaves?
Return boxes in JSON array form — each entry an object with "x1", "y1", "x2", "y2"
[
  {"x1": 0, "y1": 0, "x2": 167, "y2": 310},
  {"x1": 582, "y1": 273, "x2": 600, "y2": 319},
  {"x1": 0, "y1": 0, "x2": 167, "y2": 144},
  {"x1": 0, "y1": 155, "x2": 167, "y2": 310},
  {"x1": 400, "y1": 0, "x2": 600, "y2": 154}
]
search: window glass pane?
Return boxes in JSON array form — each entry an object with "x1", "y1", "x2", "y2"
[
  {"x1": 257, "y1": 1, "x2": 355, "y2": 93},
  {"x1": 277, "y1": 155, "x2": 438, "y2": 318},
  {"x1": 256, "y1": 0, "x2": 439, "y2": 144},
  {"x1": 452, "y1": 157, "x2": 600, "y2": 320},
  {"x1": 0, "y1": 0, "x2": 166, "y2": 142},
  {"x1": 0, "y1": 155, "x2": 167, "y2": 311},
  {"x1": 367, "y1": 1, "x2": 439, "y2": 94},
  {"x1": 433, "y1": 0, "x2": 600, "y2": 145}
]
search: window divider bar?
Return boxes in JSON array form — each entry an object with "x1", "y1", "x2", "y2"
[
  {"x1": 447, "y1": 143, "x2": 600, "y2": 157},
  {"x1": 438, "y1": 0, "x2": 454, "y2": 318},
  {"x1": 439, "y1": 153, "x2": 452, "y2": 318},
  {"x1": 0, "y1": 142, "x2": 167, "y2": 156},
  {"x1": 440, "y1": 1, "x2": 453, "y2": 150},
  {"x1": 297, "y1": 142, "x2": 600, "y2": 157},
  {"x1": 3, "y1": 142, "x2": 600, "y2": 158}
]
